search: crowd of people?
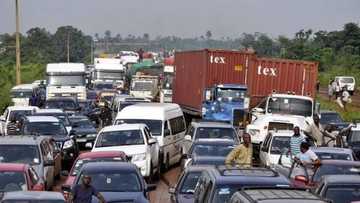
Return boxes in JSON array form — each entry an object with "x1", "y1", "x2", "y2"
[{"x1": 328, "y1": 79, "x2": 352, "y2": 110}]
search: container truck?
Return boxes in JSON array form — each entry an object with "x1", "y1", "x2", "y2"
[{"x1": 93, "y1": 58, "x2": 126, "y2": 89}]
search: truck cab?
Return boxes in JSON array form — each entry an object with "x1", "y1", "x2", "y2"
[
  {"x1": 130, "y1": 75, "x2": 159, "y2": 101},
  {"x1": 93, "y1": 58, "x2": 126, "y2": 89},
  {"x1": 160, "y1": 65, "x2": 174, "y2": 103},
  {"x1": 201, "y1": 84, "x2": 249, "y2": 127}
]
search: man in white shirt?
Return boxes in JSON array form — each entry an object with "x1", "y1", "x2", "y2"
[{"x1": 295, "y1": 142, "x2": 321, "y2": 166}]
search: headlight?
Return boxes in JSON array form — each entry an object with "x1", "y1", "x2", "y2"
[
  {"x1": 131, "y1": 153, "x2": 146, "y2": 162},
  {"x1": 63, "y1": 139, "x2": 74, "y2": 149},
  {"x1": 86, "y1": 134, "x2": 97, "y2": 138}
]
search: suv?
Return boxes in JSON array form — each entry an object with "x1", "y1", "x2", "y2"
[
  {"x1": 92, "y1": 124, "x2": 159, "y2": 179},
  {"x1": 21, "y1": 116, "x2": 79, "y2": 168},
  {"x1": 0, "y1": 106, "x2": 38, "y2": 136},
  {"x1": 45, "y1": 97, "x2": 80, "y2": 116},
  {"x1": 0, "y1": 136, "x2": 61, "y2": 190},
  {"x1": 229, "y1": 187, "x2": 329, "y2": 203},
  {"x1": 193, "y1": 166, "x2": 290, "y2": 203}
]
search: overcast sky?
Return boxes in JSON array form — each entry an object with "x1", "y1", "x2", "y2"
[{"x1": 1, "y1": 0, "x2": 359, "y2": 39}]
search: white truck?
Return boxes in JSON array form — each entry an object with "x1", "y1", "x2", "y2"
[
  {"x1": 10, "y1": 84, "x2": 36, "y2": 106},
  {"x1": 246, "y1": 94, "x2": 318, "y2": 148},
  {"x1": 46, "y1": 63, "x2": 87, "y2": 101},
  {"x1": 160, "y1": 65, "x2": 174, "y2": 103},
  {"x1": 130, "y1": 75, "x2": 159, "y2": 101},
  {"x1": 119, "y1": 51, "x2": 139, "y2": 67},
  {"x1": 93, "y1": 58, "x2": 126, "y2": 89}
]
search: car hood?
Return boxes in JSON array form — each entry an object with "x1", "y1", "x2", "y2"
[
  {"x1": 254, "y1": 114, "x2": 309, "y2": 130},
  {"x1": 177, "y1": 194, "x2": 194, "y2": 203},
  {"x1": 91, "y1": 192, "x2": 147, "y2": 203},
  {"x1": 92, "y1": 145, "x2": 146, "y2": 156},
  {"x1": 192, "y1": 156, "x2": 226, "y2": 166}
]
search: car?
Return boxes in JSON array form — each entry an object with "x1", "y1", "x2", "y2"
[
  {"x1": 0, "y1": 106, "x2": 39, "y2": 136},
  {"x1": 45, "y1": 97, "x2": 81, "y2": 116},
  {"x1": 275, "y1": 159, "x2": 360, "y2": 189},
  {"x1": 63, "y1": 162, "x2": 156, "y2": 203},
  {"x1": 1, "y1": 191, "x2": 65, "y2": 203},
  {"x1": 20, "y1": 116, "x2": 79, "y2": 168},
  {"x1": 62, "y1": 151, "x2": 127, "y2": 199},
  {"x1": 182, "y1": 139, "x2": 236, "y2": 169},
  {"x1": 314, "y1": 175, "x2": 360, "y2": 203},
  {"x1": 335, "y1": 76, "x2": 356, "y2": 95},
  {"x1": 68, "y1": 116, "x2": 97, "y2": 149},
  {"x1": 344, "y1": 123, "x2": 360, "y2": 160},
  {"x1": 115, "y1": 103, "x2": 186, "y2": 171},
  {"x1": 34, "y1": 109, "x2": 73, "y2": 133},
  {"x1": 193, "y1": 166, "x2": 290, "y2": 203},
  {"x1": 311, "y1": 147, "x2": 356, "y2": 161},
  {"x1": 169, "y1": 165, "x2": 212, "y2": 203},
  {"x1": 229, "y1": 187, "x2": 329, "y2": 203},
  {"x1": 0, "y1": 136, "x2": 61, "y2": 190},
  {"x1": 259, "y1": 130, "x2": 292, "y2": 167},
  {"x1": 0, "y1": 163, "x2": 44, "y2": 192},
  {"x1": 92, "y1": 124, "x2": 159, "y2": 179},
  {"x1": 184, "y1": 121, "x2": 240, "y2": 153},
  {"x1": 319, "y1": 111, "x2": 348, "y2": 130}
]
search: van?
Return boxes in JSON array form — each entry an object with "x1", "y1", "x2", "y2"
[
  {"x1": 335, "y1": 76, "x2": 356, "y2": 95},
  {"x1": 115, "y1": 103, "x2": 186, "y2": 170}
]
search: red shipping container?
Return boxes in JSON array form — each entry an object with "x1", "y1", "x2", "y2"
[{"x1": 173, "y1": 49, "x2": 255, "y2": 113}]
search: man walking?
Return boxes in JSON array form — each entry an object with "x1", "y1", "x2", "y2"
[
  {"x1": 290, "y1": 126, "x2": 305, "y2": 157},
  {"x1": 225, "y1": 133, "x2": 253, "y2": 166},
  {"x1": 71, "y1": 175, "x2": 106, "y2": 203}
]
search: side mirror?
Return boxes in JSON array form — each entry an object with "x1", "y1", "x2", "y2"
[
  {"x1": 168, "y1": 187, "x2": 176, "y2": 194},
  {"x1": 164, "y1": 129, "x2": 171, "y2": 136},
  {"x1": 148, "y1": 138, "x2": 157, "y2": 145},
  {"x1": 146, "y1": 184, "x2": 157, "y2": 192},
  {"x1": 61, "y1": 170, "x2": 69, "y2": 177},
  {"x1": 184, "y1": 135, "x2": 192, "y2": 141},
  {"x1": 251, "y1": 107, "x2": 265, "y2": 114},
  {"x1": 44, "y1": 160, "x2": 54, "y2": 167}
]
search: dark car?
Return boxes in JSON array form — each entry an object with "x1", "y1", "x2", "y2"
[
  {"x1": 169, "y1": 165, "x2": 212, "y2": 203},
  {"x1": 21, "y1": 116, "x2": 79, "y2": 169},
  {"x1": 34, "y1": 109, "x2": 73, "y2": 134},
  {"x1": 345, "y1": 123, "x2": 360, "y2": 160},
  {"x1": 1, "y1": 191, "x2": 65, "y2": 203},
  {"x1": 182, "y1": 138, "x2": 235, "y2": 169},
  {"x1": 68, "y1": 116, "x2": 97, "y2": 149},
  {"x1": 45, "y1": 97, "x2": 81, "y2": 116},
  {"x1": 314, "y1": 175, "x2": 360, "y2": 203},
  {"x1": 64, "y1": 162, "x2": 156, "y2": 203},
  {"x1": 230, "y1": 187, "x2": 329, "y2": 203},
  {"x1": 193, "y1": 166, "x2": 290, "y2": 203},
  {"x1": 320, "y1": 111, "x2": 348, "y2": 130}
]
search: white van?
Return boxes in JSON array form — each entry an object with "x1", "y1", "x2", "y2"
[
  {"x1": 335, "y1": 76, "x2": 356, "y2": 95},
  {"x1": 115, "y1": 103, "x2": 186, "y2": 170}
]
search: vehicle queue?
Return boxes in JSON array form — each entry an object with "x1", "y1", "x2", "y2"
[{"x1": 0, "y1": 50, "x2": 359, "y2": 203}]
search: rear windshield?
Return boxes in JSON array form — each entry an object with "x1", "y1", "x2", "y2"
[
  {"x1": 0, "y1": 145, "x2": 40, "y2": 165},
  {"x1": 315, "y1": 152, "x2": 352, "y2": 161},
  {"x1": 0, "y1": 171, "x2": 27, "y2": 192},
  {"x1": 23, "y1": 122, "x2": 68, "y2": 136},
  {"x1": 71, "y1": 157, "x2": 125, "y2": 176},
  {"x1": 190, "y1": 144, "x2": 234, "y2": 157},
  {"x1": 340, "y1": 78, "x2": 354, "y2": 83},
  {"x1": 95, "y1": 130, "x2": 144, "y2": 147}
]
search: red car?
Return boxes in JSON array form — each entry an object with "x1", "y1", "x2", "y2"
[
  {"x1": 61, "y1": 151, "x2": 127, "y2": 199},
  {"x1": 0, "y1": 163, "x2": 44, "y2": 192}
]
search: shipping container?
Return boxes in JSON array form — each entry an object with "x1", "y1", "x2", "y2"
[{"x1": 173, "y1": 49, "x2": 319, "y2": 114}]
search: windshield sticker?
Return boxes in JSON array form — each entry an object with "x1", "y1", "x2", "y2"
[
  {"x1": 284, "y1": 99, "x2": 289, "y2": 104},
  {"x1": 106, "y1": 177, "x2": 112, "y2": 184}
]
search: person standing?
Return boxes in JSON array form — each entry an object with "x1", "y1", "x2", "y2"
[
  {"x1": 294, "y1": 142, "x2": 321, "y2": 166},
  {"x1": 225, "y1": 133, "x2": 253, "y2": 166},
  {"x1": 137, "y1": 48, "x2": 144, "y2": 62},
  {"x1": 290, "y1": 126, "x2": 305, "y2": 158},
  {"x1": 328, "y1": 80, "x2": 334, "y2": 101},
  {"x1": 342, "y1": 86, "x2": 351, "y2": 111},
  {"x1": 29, "y1": 92, "x2": 38, "y2": 106},
  {"x1": 306, "y1": 116, "x2": 324, "y2": 146},
  {"x1": 71, "y1": 175, "x2": 106, "y2": 203}
]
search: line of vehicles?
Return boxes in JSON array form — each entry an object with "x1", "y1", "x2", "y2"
[{"x1": 0, "y1": 49, "x2": 359, "y2": 203}]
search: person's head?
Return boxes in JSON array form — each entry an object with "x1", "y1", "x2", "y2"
[
  {"x1": 300, "y1": 142, "x2": 310, "y2": 153},
  {"x1": 82, "y1": 175, "x2": 92, "y2": 187},
  {"x1": 293, "y1": 126, "x2": 300, "y2": 136},
  {"x1": 313, "y1": 115, "x2": 320, "y2": 125},
  {"x1": 242, "y1": 133, "x2": 251, "y2": 146}
]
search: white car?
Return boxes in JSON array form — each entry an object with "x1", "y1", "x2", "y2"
[
  {"x1": 92, "y1": 124, "x2": 160, "y2": 178},
  {"x1": 335, "y1": 76, "x2": 356, "y2": 95},
  {"x1": 259, "y1": 130, "x2": 293, "y2": 167},
  {"x1": 0, "y1": 106, "x2": 39, "y2": 135}
]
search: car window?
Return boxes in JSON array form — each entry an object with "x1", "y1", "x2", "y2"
[
  {"x1": 190, "y1": 144, "x2": 234, "y2": 157},
  {"x1": 262, "y1": 134, "x2": 272, "y2": 152},
  {"x1": 195, "y1": 127, "x2": 237, "y2": 141},
  {"x1": 169, "y1": 116, "x2": 186, "y2": 135},
  {"x1": 179, "y1": 172, "x2": 202, "y2": 194},
  {"x1": 95, "y1": 130, "x2": 144, "y2": 147},
  {"x1": 23, "y1": 121, "x2": 68, "y2": 136},
  {"x1": 325, "y1": 185, "x2": 360, "y2": 203},
  {"x1": 270, "y1": 136, "x2": 290, "y2": 154},
  {"x1": 0, "y1": 145, "x2": 41, "y2": 165},
  {"x1": 116, "y1": 119, "x2": 162, "y2": 136},
  {"x1": 71, "y1": 157, "x2": 125, "y2": 176},
  {"x1": 0, "y1": 171, "x2": 27, "y2": 191}
]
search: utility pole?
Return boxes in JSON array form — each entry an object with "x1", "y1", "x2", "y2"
[
  {"x1": 67, "y1": 31, "x2": 70, "y2": 63},
  {"x1": 15, "y1": 0, "x2": 21, "y2": 85}
]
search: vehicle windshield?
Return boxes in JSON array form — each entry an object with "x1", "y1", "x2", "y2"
[
  {"x1": 131, "y1": 81, "x2": 154, "y2": 91},
  {"x1": 0, "y1": 145, "x2": 40, "y2": 165},
  {"x1": 217, "y1": 88, "x2": 246, "y2": 102},
  {"x1": 94, "y1": 83, "x2": 114, "y2": 90},
  {"x1": 0, "y1": 172, "x2": 27, "y2": 192},
  {"x1": 45, "y1": 100, "x2": 77, "y2": 110},
  {"x1": 70, "y1": 118, "x2": 94, "y2": 129},
  {"x1": 268, "y1": 97, "x2": 313, "y2": 117},
  {"x1": 35, "y1": 113, "x2": 70, "y2": 126},
  {"x1": 349, "y1": 130, "x2": 360, "y2": 143},
  {"x1": 313, "y1": 164, "x2": 360, "y2": 182},
  {"x1": 9, "y1": 110, "x2": 33, "y2": 121},
  {"x1": 162, "y1": 74, "x2": 173, "y2": 89},
  {"x1": 78, "y1": 172, "x2": 141, "y2": 192},
  {"x1": 10, "y1": 90, "x2": 33, "y2": 98},
  {"x1": 325, "y1": 185, "x2": 360, "y2": 203},
  {"x1": 194, "y1": 127, "x2": 237, "y2": 141},
  {"x1": 95, "y1": 130, "x2": 144, "y2": 147},
  {"x1": 180, "y1": 172, "x2": 201, "y2": 194},
  {"x1": 23, "y1": 122, "x2": 68, "y2": 136},
  {"x1": 320, "y1": 113, "x2": 343, "y2": 125},
  {"x1": 95, "y1": 70, "x2": 124, "y2": 79},
  {"x1": 315, "y1": 152, "x2": 352, "y2": 161},
  {"x1": 190, "y1": 144, "x2": 234, "y2": 157},
  {"x1": 71, "y1": 157, "x2": 125, "y2": 176},
  {"x1": 270, "y1": 136, "x2": 291, "y2": 154},
  {"x1": 340, "y1": 77, "x2": 354, "y2": 83},
  {"x1": 116, "y1": 119, "x2": 162, "y2": 136},
  {"x1": 47, "y1": 75, "x2": 85, "y2": 86}
]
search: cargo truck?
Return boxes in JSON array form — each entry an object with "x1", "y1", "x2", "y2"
[{"x1": 93, "y1": 58, "x2": 126, "y2": 89}]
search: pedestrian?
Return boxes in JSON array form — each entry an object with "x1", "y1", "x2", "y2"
[
  {"x1": 305, "y1": 115, "x2": 323, "y2": 146},
  {"x1": 100, "y1": 102, "x2": 112, "y2": 127},
  {"x1": 335, "y1": 81, "x2": 341, "y2": 99},
  {"x1": 290, "y1": 126, "x2": 306, "y2": 158},
  {"x1": 294, "y1": 142, "x2": 321, "y2": 166},
  {"x1": 28, "y1": 91, "x2": 38, "y2": 106},
  {"x1": 70, "y1": 175, "x2": 106, "y2": 203},
  {"x1": 137, "y1": 48, "x2": 144, "y2": 62},
  {"x1": 342, "y1": 86, "x2": 351, "y2": 111},
  {"x1": 225, "y1": 133, "x2": 253, "y2": 166},
  {"x1": 328, "y1": 80, "x2": 334, "y2": 101}
]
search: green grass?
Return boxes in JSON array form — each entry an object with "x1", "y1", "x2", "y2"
[
  {"x1": 316, "y1": 95, "x2": 360, "y2": 122},
  {"x1": 318, "y1": 67, "x2": 360, "y2": 90}
]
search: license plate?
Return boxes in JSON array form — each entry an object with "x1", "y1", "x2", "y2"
[{"x1": 77, "y1": 138, "x2": 87, "y2": 142}]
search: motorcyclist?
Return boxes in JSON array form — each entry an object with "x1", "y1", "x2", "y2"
[{"x1": 100, "y1": 101, "x2": 112, "y2": 127}]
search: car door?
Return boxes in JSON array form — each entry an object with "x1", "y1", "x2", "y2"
[
  {"x1": 259, "y1": 133, "x2": 272, "y2": 165},
  {"x1": 40, "y1": 141, "x2": 54, "y2": 188},
  {"x1": 144, "y1": 127, "x2": 159, "y2": 167}
]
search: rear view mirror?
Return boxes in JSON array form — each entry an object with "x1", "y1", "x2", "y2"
[{"x1": 148, "y1": 138, "x2": 157, "y2": 145}]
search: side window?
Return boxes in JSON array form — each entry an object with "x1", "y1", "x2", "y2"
[
  {"x1": 28, "y1": 167, "x2": 39, "y2": 185},
  {"x1": 169, "y1": 116, "x2": 186, "y2": 135}
]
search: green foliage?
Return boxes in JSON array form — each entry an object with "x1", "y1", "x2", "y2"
[{"x1": 317, "y1": 96, "x2": 360, "y2": 122}]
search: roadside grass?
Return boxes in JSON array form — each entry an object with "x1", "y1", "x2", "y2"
[{"x1": 317, "y1": 95, "x2": 360, "y2": 122}]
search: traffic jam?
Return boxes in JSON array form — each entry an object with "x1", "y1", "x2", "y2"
[{"x1": 0, "y1": 49, "x2": 359, "y2": 203}]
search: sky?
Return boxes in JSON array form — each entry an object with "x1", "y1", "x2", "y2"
[{"x1": 0, "y1": 0, "x2": 359, "y2": 39}]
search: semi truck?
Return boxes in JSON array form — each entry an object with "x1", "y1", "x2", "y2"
[
  {"x1": 93, "y1": 58, "x2": 126, "y2": 89},
  {"x1": 130, "y1": 74, "x2": 159, "y2": 101}
]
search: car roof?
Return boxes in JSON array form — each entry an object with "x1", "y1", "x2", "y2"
[
  {"x1": 80, "y1": 162, "x2": 138, "y2": 173},
  {"x1": 0, "y1": 135, "x2": 48, "y2": 145},
  {"x1": 25, "y1": 116, "x2": 60, "y2": 123},
  {"x1": 191, "y1": 121, "x2": 235, "y2": 128},
  {"x1": 116, "y1": 103, "x2": 181, "y2": 120},
  {"x1": 36, "y1": 109, "x2": 64, "y2": 114},
  {"x1": 46, "y1": 97, "x2": 77, "y2": 101},
  {"x1": 311, "y1": 147, "x2": 353, "y2": 154},
  {"x1": 0, "y1": 163, "x2": 28, "y2": 172},
  {"x1": 193, "y1": 138, "x2": 236, "y2": 145},
  {"x1": 321, "y1": 175, "x2": 360, "y2": 184},
  {"x1": 11, "y1": 84, "x2": 35, "y2": 90},
  {"x1": 320, "y1": 160, "x2": 360, "y2": 166},
  {"x1": 270, "y1": 94, "x2": 313, "y2": 101},
  {"x1": 101, "y1": 124, "x2": 146, "y2": 132},
  {"x1": 6, "y1": 106, "x2": 38, "y2": 111},
  {"x1": 2, "y1": 191, "x2": 65, "y2": 200},
  {"x1": 78, "y1": 151, "x2": 127, "y2": 159}
]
